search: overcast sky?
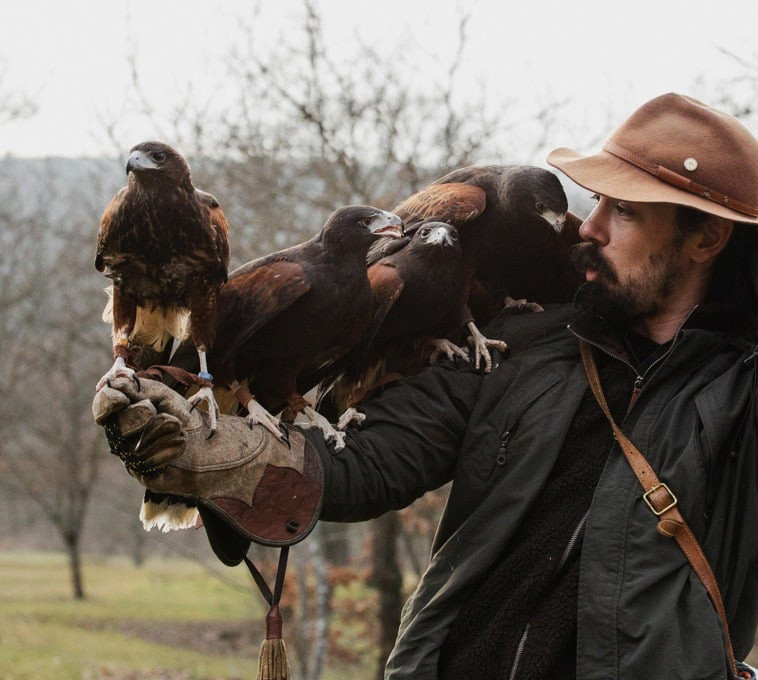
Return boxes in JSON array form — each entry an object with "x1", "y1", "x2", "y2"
[{"x1": 1, "y1": 0, "x2": 756, "y2": 158}]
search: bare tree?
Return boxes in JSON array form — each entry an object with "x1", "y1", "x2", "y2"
[
  {"x1": 291, "y1": 526, "x2": 331, "y2": 679},
  {"x1": 711, "y1": 47, "x2": 758, "y2": 128},
  {"x1": 0, "y1": 59, "x2": 37, "y2": 127},
  {"x1": 0, "y1": 80, "x2": 101, "y2": 597},
  {"x1": 0, "y1": 159, "x2": 117, "y2": 599},
  {"x1": 0, "y1": 69, "x2": 43, "y2": 408}
]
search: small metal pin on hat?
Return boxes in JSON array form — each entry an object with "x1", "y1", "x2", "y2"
[{"x1": 683, "y1": 157, "x2": 698, "y2": 171}]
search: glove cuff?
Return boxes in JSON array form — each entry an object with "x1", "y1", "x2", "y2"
[{"x1": 196, "y1": 433, "x2": 323, "y2": 565}]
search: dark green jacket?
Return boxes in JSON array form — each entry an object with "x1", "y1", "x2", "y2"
[{"x1": 316, "y1": 305, "x2": 758, "y2": 679}]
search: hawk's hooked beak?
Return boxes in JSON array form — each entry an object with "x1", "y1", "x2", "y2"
[
  {"x1": 426, "y1": 224, "x2": 457, "y2": 246},
  {"x1": 369, "y1": 210, "x2": 404, "y2": 239},
  {"x1": 541, "y1": 208, "x2": 566, "y2": 234},
  {"x1": 126, "y1": 151, "x2": 160, "y2": 175}
]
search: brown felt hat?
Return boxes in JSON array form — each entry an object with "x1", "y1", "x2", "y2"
[{"x1": 548, "y1": 93, "x2": 758, "y2": 224}]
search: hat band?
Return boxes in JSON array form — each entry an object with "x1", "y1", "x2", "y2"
[{"x1": 603, "y1": 141, "x2": 758, "y2": 218}]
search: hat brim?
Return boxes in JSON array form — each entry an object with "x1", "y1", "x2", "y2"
[{"x1": 547, "y1": 147, "x2": 758, "y2": 225}]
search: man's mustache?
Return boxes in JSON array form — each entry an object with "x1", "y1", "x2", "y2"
[{"x1": 571, "y1": 242, "x2": 618, "y2": 284}]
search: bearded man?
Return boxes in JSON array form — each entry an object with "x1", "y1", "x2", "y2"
[{"x1": 94, "y1": 93, "x2": 758, "y2": 679}]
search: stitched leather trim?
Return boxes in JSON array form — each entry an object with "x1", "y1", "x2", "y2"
[
  {"x1": 603, "y1": 141, "x2": 758, "y2": 218},
  {"x1": 202, "y1": 438, "x2": 324, "y2": 547}
]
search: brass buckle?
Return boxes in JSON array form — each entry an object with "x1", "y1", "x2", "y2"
[{"x1": 643, "y1": 483, "x2": 678, "y2": 516}]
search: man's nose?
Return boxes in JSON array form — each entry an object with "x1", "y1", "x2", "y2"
[{"x1": 578, "y1": 204, "x2": 608, "y2": 245}]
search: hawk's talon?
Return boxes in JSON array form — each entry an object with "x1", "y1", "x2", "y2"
[
  {"x1": 187, "y1": 386, "x2": 219, "y2": 436},
  {"x1": 337, "y1": 407, "x2": 366, "y2": 430},
  {"x1": 503, "y1": 296, "x2": 544, "y2": 314},
  {"x1": 245, "y1": 397, "x2": 286, "y2": 442},
  {"x1": 134, "y1": 427, "x2": 147, "y2": 455},
  {"x1": 466, "y1": 321, "x2": 508, "y2": 373},
  {"x1": 297, "y1": 405, "x2": 345, "y2": 450},
  {"x1": 96, "y1": 358, "x2": 139, "y2": 392},
  {"x1": 278, "y1": 422, "x2": 291, "y2": 449},
  {"x1": 429, "y1": 338, "x2": 470, "y2": 364}
]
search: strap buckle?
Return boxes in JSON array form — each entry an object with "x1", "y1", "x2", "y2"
[{"x1": 643, "y1": 482, "x2": 678, "y2": 516}]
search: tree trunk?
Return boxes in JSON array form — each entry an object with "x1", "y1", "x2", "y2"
[
  {"x1": 307, "y1": 531, "x2": 330, "y2": 680},
  {"x1": 131, "y1": 523, "x2": 147, "y2": 567},
  {"x1": 322, "y1": 522, "x2": 350, "y2": 563},
  {"x1": 372, "y1": 513, "x2": 403, "y2": 680},
  {"x1": 294, "y1": 553, "x2": 309, "y2": 678},
  {"x1": 293, "y1": 527, "x2": 331, "y2": 680},
  {"x1": 64, "y1": 533, "x2": 85, "y2": 600}
]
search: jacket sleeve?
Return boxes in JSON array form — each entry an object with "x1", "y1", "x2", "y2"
[{"x1": 307, "y1": 360, "x2": 483, "y2": 522}]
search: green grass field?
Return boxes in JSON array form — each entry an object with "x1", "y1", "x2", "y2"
[
  {"x1": 3, "y1": 551, "x2": 753, "y2": 678},
  {"x1": 0, "y1": 551, "x2": 373, "y2": 680}
]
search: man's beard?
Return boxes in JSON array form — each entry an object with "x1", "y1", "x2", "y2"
[{"x1": 570, "y1": 240, "x2": 683, "y2": 329}]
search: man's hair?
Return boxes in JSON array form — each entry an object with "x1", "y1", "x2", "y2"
[
  {"x1": 675, "y1": 205, "x2": 713, "y2": 236},
  {"x1": 679, "y1": 205, "x2": 756, "y2": 330}
]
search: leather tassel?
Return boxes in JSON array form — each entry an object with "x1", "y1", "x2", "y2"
[
  {"x1": 256, "y1": 604, "x2": 290, "y2": 680},
  {"x1": 244, "y1": 548, "x2": 291, "y2": 680}
]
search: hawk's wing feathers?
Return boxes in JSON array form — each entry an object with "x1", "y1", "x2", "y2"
[
  {"x1": 220, "y1": 259, "x2": 311, "y2": 358},
  {"x1": 393, "y1": 182, "x2": 487, "y2": 225},
  {"x1": 196, "y1": 189, "x2": 231, "y2": 283},
  {"x1": 367, "y1": 183, "x2": 486, "y2": 265},
  {"x1": 95, "y1": 186, "x2": 128, "y2": 272},
  {"x1": 312, "y1": 261, "x2": 404, "y2": 396},
  {"x1": 361, "y1": 262, "x2": 405, "y2": 357}
]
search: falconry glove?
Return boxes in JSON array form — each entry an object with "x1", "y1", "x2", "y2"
[{"x1": 92, "y1": 376, "x2": 323, "y2": 565}]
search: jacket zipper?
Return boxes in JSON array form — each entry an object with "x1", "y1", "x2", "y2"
[
  {"x1": 558, "y1": 511, "x2": 589, "y2": 571},
  {"x1": 507, "y1": 514, "x2": 588, "y2": 679},
  {"x1": 508, "y1": 623, "x2": 530, "y2": 680},
  {"x1": 567, "y1": 305, "x2": 698, "y2": 412},
  {"x1": 497, "y1": 429, "x2": 513, "y2": 465}
]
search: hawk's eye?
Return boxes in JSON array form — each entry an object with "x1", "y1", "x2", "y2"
[
  {"x1": 536, "y1": 201, "x2": 545, "y2": 212},
  {"x1": 153, "y1": 152, "x2": 166, "y2": 163},
  {"x1": 420, "y1": 227, "x2": 431, "y2": 237},
  {"x1": 450, "y1": 231, "x2": 458, "y2": 240}
]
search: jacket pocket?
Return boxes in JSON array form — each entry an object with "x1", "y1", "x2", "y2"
[{"x1": 476, "y1": 369, "x2": 562, "y2": 485}]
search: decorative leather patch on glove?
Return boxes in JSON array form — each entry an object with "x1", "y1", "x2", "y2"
[{"x1": 207, "y1": 434, "x2": 323, "y2": 546}]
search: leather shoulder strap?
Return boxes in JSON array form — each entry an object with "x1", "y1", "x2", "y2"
[{"x1": 579, "y1": 341, "x2": 737, "y2": 677}]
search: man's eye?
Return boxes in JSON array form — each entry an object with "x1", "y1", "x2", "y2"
[
  {"x1": 590, "y1": 193, "x2": 600, "y2": 203},
  {"x1": 615, "y1": 203, "x2": 631, "y2": 216}
]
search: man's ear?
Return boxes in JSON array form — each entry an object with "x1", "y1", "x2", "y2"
[{"x1": 687, "y1": 217, "x2": 733, "y2": 264}]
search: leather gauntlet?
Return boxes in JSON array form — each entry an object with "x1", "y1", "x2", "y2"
[{"x1": 92, "y1": 377, "x2": 323, "y2": 563}]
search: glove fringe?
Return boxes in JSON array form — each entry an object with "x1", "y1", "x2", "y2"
[
  {"x1": 257, "y1": 605, "x2": 290, "y2": 680},
  {"x1": 140, "y1": 497, "x2": 199, "y2": 532}
]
